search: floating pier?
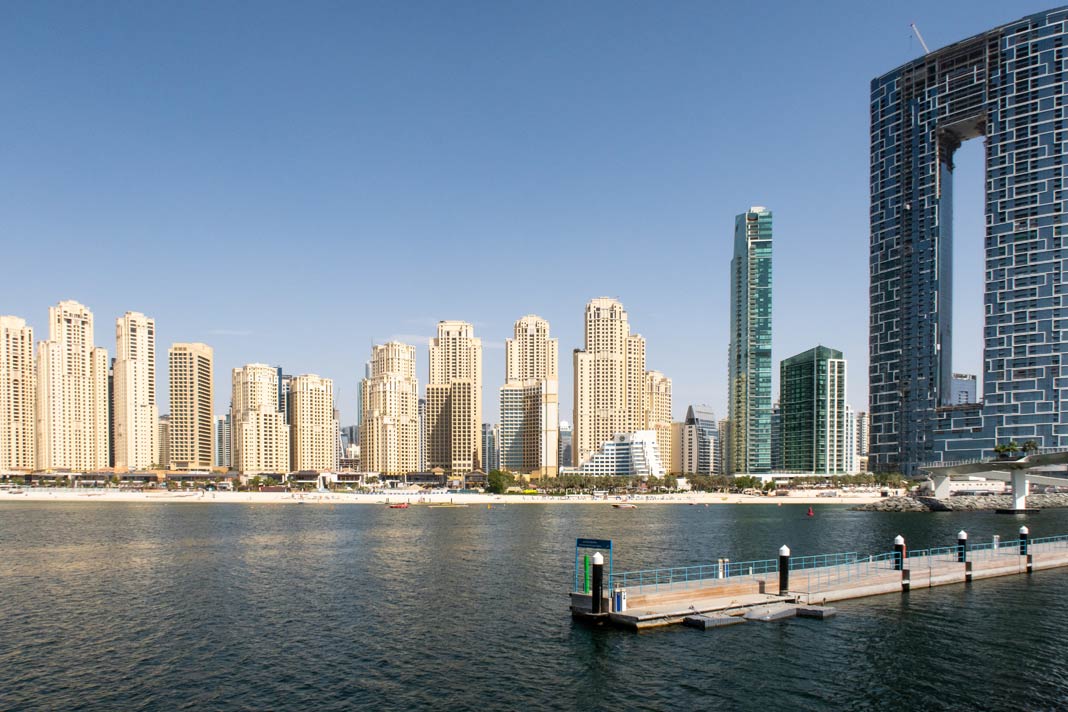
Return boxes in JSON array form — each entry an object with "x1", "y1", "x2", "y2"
[{"x1": 570, "y1": 527, "x2": 1068, "y2": 630}]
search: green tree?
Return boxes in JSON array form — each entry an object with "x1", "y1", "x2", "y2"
[{"x1": 487, "y1": 470, "x2": 515, "y2": 494}]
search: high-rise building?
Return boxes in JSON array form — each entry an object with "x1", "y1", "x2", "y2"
[
  {"x1": 232, "y1": 363, "x2": 289, "y2": 475},
  {"x1": 158, "y1": 414, "x2": 170, "y2": 470},
  {"x1": 770, "y1": 403, "x2": 782, "y2": 472},
  {"x1": 169, "y1": 343, "x2": 214, "y2": 471},
  {"x1": 359, "y1": 342, "x2": 420, "y2": 476},
  {"x1": 499, "y1": 315, "x2": 559, "y2": 477},
  {"x1": 728, "y1": 207, "x2": 773, "y2": 475},
  {"x1": 35, "y1": 300, "x2": 109, "y2": 470},
  {"x1": 856, "y1": 411, "x2": 870, "y2": 457},
  {"x1": 870, "y1": 8, "x2": 1068, "y2": 471},
  {"x1": 718, "y1": 418, "x2": 731, "y2": 474},
  {"x1": 644, "y1": 371, "x2": 672, "y2": 472},
  {"x1": 0, "y1": 316, "x2": 35, "y2": 471},
  {"x1": 573, "y1": 298, "x2": 647, "y2": 466},
  {"x1": 951, "y1": 374, "x2": 978, "y2": 405},
  {"x1": 560, "y1": 431, "x2": 665, "y2": 477},
  {"x1": 418, "y1": 397, "x2": 426, "y2": 472},
  {"x1": 482, "y1": 423, "x2": 500, "y2": 473},
  {"x1": 844, "y1": 406, "x2": 859, "y2": 475},
  {"x1": 426, "y1": 321, "x2": 482, "y2": 476},
  {"x1": 289, "y1": 374, "x2": 337, "y2": 471},
  {"x1": 113, "y1": 312, "x2": 157, "y2": 470},
  {"x1": 780, "y1": 346, "x2": 848, "y2": 474},
  {"x1": 215, "y1": 413, "x2": 231, "y2": 468},
  {"x1": 558, "y1": 421, "x2": 572, "y2": 468}
]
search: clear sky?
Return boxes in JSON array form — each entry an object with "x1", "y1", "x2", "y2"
[{"x1": 0, "y1": 1, "x2": 1052, "y2": 424}]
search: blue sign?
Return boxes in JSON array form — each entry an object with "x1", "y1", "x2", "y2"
[{"x1": 576, "y1": 538, "x2": 612, "y2": 549}]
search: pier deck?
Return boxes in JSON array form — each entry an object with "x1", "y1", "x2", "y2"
[{"x1": 571, "y1": 535, "x2": 1068, "y2": 630}]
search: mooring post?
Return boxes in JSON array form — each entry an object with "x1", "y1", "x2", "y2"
[
  {"x1": 778, "y1": 545, "x2": 791, "y2": 595},
  {"x1": 957, "y1": 530, "x2": 968, "y2": 563},
  {"x1": 894, "y1": 535, "x2": 906, "y2": 571},
  {"x1": 1020, "y1": 526, "x2": 1030, "y2": 556},
  {"x1": 591, "y1": 552, "x2": 605, "y2": 614}
]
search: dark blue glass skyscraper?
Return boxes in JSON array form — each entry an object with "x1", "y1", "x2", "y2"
[{"x1": 870, "y1": 7, "x2": 1068, "y2": 473}]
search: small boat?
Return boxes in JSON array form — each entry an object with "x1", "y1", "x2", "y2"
[
  {"x1": 612, "y1": 503, "x2": 638, "y2": 509},
  {"x1": 388, "y1": 502, "x2": 410, "y2": 509}
]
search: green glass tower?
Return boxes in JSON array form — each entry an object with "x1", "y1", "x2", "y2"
[
  {"x1": 780, "y1": 346, "x2": 848, "y2": 474},
  {"x1": 728, "y1": 207, "x2": 772, "y2": 475}
]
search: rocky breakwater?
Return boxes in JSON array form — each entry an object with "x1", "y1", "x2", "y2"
[{"x1": 854, "y1": 493, "x2": 1068, "y2": 512}]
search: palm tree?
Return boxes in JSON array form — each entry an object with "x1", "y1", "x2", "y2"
[{"x1": 1023, "y1": 440, "x2": 1039, "y2": 456}]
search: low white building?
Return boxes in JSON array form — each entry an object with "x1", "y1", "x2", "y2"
[{"x1": 560, "y1": 431, "x2": 665, "y2": 477}]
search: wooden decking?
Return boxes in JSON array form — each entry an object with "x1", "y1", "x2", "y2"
[{"x1": 571, "y1": 542, "x2": 1068, "y2": 630}]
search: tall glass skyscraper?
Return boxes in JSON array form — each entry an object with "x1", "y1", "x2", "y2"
[
  {"x1": 728, "y1": 207, "x2": 773, "y2": 474},
  {"x1": 780, "y1": 346, "x2": 848, "y2": 474},
  {"x1": 870, "y1": 7, "x2": 1068, "y2": 473}
]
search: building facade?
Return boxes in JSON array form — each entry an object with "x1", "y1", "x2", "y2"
[
  {"x1": 289, "y1": 374, "x2": 337, "y2": 472},
  {"x1": 215, "y1": 414, "x2": 231, "y2": 468},
  {"x1": 426, "y1": 322, "x2": 482, "y2": 475},
  {"x1": 231, "y1": 363, "x2": 289, "y2": 475},
  {"x1": 35, "y1": 300, "x2": 109, "y2": 470},
  {"x1": 870, "y1": 7, "x2": 1068, "y2": 471},
  {"x1": 158, "y1": 415, "x2": 170, "y2": 470},
  {"x1": 951, "y1": 373, "x2": 978, "y2": 405},
  {"x1": 360, "y1": 342, "x2": 420, "y2": 476},
  {"x1": 728, "y1": 207, "x2": 773, "y2": 474},
  {"x1": 481, "y1": 423, "x2": 500, "y2": 473},
  {"x1": 499, "y1": 315, "x2": 559, "y2": 477},
  {"x1": 113, "y1": 312, "x2": 157, "y2": 470},
  {"x1": 0, "y1": 316, "x2": 35, "y2": 471},
  {"x1": 573, "y1": 298, "x2": 647, "y2": 466},
  {"x1": 644, "y1": 370, "x2": 672, "y2": 471},
  {"x1": 560, "y1": 430, "x2": 665, "y2": 478},
  {"x1": 169, "y1": 343, "x2": 214, "y2": 471},
  {"x1": 780, "y1": 346, "x2": 848, "y2": 474}
]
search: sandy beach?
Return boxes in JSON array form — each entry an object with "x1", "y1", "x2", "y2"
[{"x1": 0, "y1": 488, "x2": 885, "y2": 506}]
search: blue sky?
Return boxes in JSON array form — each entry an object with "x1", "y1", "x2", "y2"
[{"x1": 0, "y1": 1, "x2": 1048, "y2": 424}]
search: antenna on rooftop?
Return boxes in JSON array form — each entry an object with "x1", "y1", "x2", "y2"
[{"x1": 910, "y1": 23, "x2": 931, "y2": 55}]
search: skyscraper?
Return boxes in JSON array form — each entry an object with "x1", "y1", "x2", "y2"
[
  {"x1": 232, "y1": 363, "x2": 289, "y2": 475},
  {"x1": 215, "y1": 413, "x2": 231, "y2": 469},
  {"x1": 35, "y1": 300, "x2": 109, "y2": 470},
  {"x1": 644, "y1": 370, "x2": 672, "y2": 468},
  {"x1": 573, "y1": 298, "x2": 646, "y2": 466},
  {"x1": 499, "y1": 315, "x2": 559, "y2": 477},
  {"x1": 0, "y1": 316, "x2": 35, "y2": 471},
  {"x1": 169, "y1": 343, "x2": 214, "y2": 471},
  {"x1": 426, "y1": 321, "x2": 482, "y2": 475},
  {"x1": 289, "y1": 374, "x2": 337, "y2": 471},
  {"x1": 951, "y1": 374, "x2": 978, "y2": 405},
  {"x1": 360, "y1": 342, "x2": 419, "y2": 476},
  {"x1": 558, "y1": 421, "x2": 572, "y2": 468},
  {"x1": 157, "y1": 415, "x2": 170, "y2": 470},
  {"x1": 870, "y1": 8, "x2": 1068, "y2": 471},
  {"x1": 728, "y1": 207, "x2": 773, "y2": 475},
  {"x1": 780, "y1": 346, "x2": 848, "y2": 474},
  {"x1": 113, "y1": 311, "x2": 157, "y2": 470},
  {"x1": 482, "y1": 423, "x2": 500, "y2": 473}
]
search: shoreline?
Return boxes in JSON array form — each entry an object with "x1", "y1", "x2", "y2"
[{"x1": 0, "y1": 489, "x2": 884, "y2": 506}]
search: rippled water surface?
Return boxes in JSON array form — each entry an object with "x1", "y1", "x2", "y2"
[{"x1": 2, "y1": 501, "x2": 1068, "y2": 710}]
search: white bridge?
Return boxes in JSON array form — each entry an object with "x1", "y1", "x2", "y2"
[{"x1": 919, "y1": 451, "x2": 1068, "y2": 511}]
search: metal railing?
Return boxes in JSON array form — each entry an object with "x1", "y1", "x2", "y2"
[
  {"x1": 607, "y1": 557, "x2": 778, "y2": 593},
  {"x1": 604, "y1": 533, "x2": 1068, "y2": 597}
]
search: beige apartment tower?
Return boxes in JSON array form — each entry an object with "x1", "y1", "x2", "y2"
[
  {"x1": 113, "y1": 312, "x2": 158, "y2": 470},
  {"x1": 426, "y1": 321, "x2": 482, "y2": 475},
  {"x1": 232, "y1": 363, "x2": 289, "y2": 475},
  {"x1": 499, "y1": 315, "x2": 559, "y2": 477},
  {"x1": 0, "y1": 316, "x2": 35, "y2": 471},
  {"x1": 360, "y1": 342, "x2": 419, "y2": 476},
  {"x1": 168, "y1": 342, "x2": 214, "y2": 470},
  {"x1": 35, "y1": 300, "x2": 110, "y2": 470},
  {"x1": 289, "y1": 374, "x2": 337, "y2": 471},
  {"x1": 644, "y1": 370, "x2": 672, "y2": 469},
  {"x1": 572, "y1": 298, "x2": 647, "y2": 466}
]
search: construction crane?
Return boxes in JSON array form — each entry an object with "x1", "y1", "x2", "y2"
[{"x1": 911, "y1": 23, "x2": 931, "y2": 54}]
